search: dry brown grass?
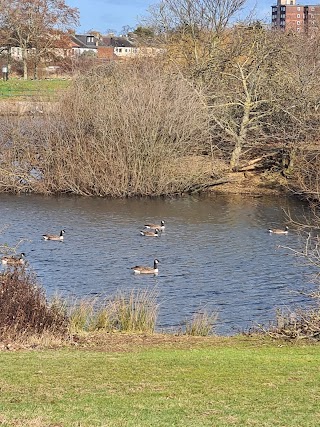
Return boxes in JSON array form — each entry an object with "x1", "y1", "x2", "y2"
[{"x1": 185, "y1": 309, "x2": 218, "y2": 336}]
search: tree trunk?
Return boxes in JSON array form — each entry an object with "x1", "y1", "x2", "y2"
[
  {"x1": 230, "y1": 139, "x2": 242, "y2": 171},
  {"x1": 22, "y1": 48, "x2": 28, "y2": 80},
  {"x1": 34, "y1": 58, "x2": 38, "y2": 80},
  {"x1": 230, "y1": 98, "x2": 251, "y2": 171}
]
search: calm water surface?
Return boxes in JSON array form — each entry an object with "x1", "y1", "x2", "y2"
[{"x1": 0, "y1": 193, "x2": 315, "y2": 335}]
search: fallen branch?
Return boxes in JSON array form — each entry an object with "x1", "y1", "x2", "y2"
[
  {"x1": 237, "y1": 151, "x2": 281, "y2": 172},
  {"x1": 187, "y1": 178, "x2": 233, "y2": 194}
]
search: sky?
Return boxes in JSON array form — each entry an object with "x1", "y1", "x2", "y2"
[
  {"x1": 67, "y1": 0, "x2": 155, "y2": 34},
  {"x1": 66, "y1": 0, "x2": 320, "y2": 35}
]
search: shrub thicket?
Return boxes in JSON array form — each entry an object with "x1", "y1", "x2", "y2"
[
  {"x1": 0, "y1": 267, "x2": 68, "y2": 339},
  {"x1": 257, "y1": 307, "x2": 320, "y2": 341},
  {"x1": 0, "y1": 59, "x2": 212, "y2": 197}
]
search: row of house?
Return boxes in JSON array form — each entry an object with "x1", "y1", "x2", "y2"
[
  {"x1": 7, "y1": 6, "x2": 320, "y2": 65},
  {"x1": 8, "y1": 32, "x2": 162, "y2": 62}
]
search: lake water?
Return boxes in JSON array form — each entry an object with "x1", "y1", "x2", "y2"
[{"x1": 0, "y1": 193, "x2": 316, "y2": 335}]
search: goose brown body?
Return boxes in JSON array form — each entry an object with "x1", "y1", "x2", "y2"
[
  {"x1": 144, "y1": 220, "x2": 165, "y2": 231},
  {"x1": 140, "y1": 228, "x2": 160, "y2": 237},
  {"x1": 131, "y1": 259, "x2": 159, "y2": 274},
  {"x1": 42, "y1": 230, "x2": 65, "y2": 241},
  {"x1": 268, "y1": 226, "x2": 289, "y2": 235},
  {"x1": 1, "y1": 253, "x2": 26, "y2": 266}
]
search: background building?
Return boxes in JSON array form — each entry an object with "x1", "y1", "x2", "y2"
[{"x1": 272, "y1": 0, "x2": 320, "y2": 34}]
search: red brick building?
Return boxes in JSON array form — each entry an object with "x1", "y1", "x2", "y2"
[{"x1": 271, "y1": 0, "x2": 320, "y2": 34}]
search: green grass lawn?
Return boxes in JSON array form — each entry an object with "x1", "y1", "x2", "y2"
[
  {"x1": 0, "y1": 337, "x2": 320, "y2": 426},
  {"x1": 0, "y1": 78, "x2": 70, "y2": 99}
]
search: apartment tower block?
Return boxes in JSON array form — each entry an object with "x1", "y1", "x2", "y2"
[{"x1": 272, "y1": 0, "x2": 320, "y2": 34}]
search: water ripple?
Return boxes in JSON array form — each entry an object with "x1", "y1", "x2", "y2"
[{"x1": 0, "y1": 193, "x2": 315, "y2": 334}]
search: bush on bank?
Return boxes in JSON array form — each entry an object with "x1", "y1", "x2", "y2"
[
  {"x1": 0, "y1": 267, "x2": 68, "y2": 339},
  {"x1": 0, "y1": 60, "x2": 213, "y2": 197}
]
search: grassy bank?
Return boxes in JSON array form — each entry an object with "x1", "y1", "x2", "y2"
[
  {"x1": 0, "y1": 337, "x2": 320, "y2": 426},
  {"x1": 0, "y1": 78, "x2": 70, "y2": 99},
  {"x1": 0, "y1": 255, "x2": 319, "y2": 426}
]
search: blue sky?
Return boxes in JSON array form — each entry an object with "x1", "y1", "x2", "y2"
[
  {"x1": 67, "y1": 0, "x2": 155, "y2": 34},
  {"x1": 66, "y1": 0, "x2": 320, "y2": 34}
]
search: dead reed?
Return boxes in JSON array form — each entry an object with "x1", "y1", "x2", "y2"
[
  {"x1": 69, "y1": 288, "x2": 159, "y2": 334},
  {"x1": 0, "y1": 264, "x2": 159, "y2": 341},
  {"x1": 108, "y1": 288, "x2": 159, "y2": 333},
  {"x1": 184, "y1": 309, "x2": 218, "y2": 336}
]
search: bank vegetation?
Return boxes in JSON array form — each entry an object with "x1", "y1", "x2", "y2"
[
  {"x1": 0, "y1": 1, "x2": 320, "y2": 202},
  {"x1": 0, "y1": 266, "x2": 219, "y2": 344},
  {"x1": 1, "y1": 261, "x2": 320, "y2": 347}
]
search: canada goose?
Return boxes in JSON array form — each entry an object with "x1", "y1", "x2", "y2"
[
  {"x1": 131, "y1": 259, "x2": 160, "y2": 274},
  {"x1": 42, "y1": 230, "x2": 65, "y2": 241},
  {"x1": 1, "y1": 253, "x2": 26, "y2": 266},
  {"x1": 144, "y1": 220, "x2": 165, "y2": 231},
  {"x1": 268, "y1": 226, "x2": 289, "y2": 235},
  {"x1": 140, "y1": 228, "x2": 160, "y2": 237}
]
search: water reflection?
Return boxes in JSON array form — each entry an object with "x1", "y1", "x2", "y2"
[{"x1": 0, "y1": 193, "x2": 315, "y2": 335}]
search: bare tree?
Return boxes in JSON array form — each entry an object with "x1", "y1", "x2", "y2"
[
  {"x1": 150, "y1": 0, "x2": 246, "y2": 36},
  {"x1": 203, "y1": 26, "x2": 320, "y2": 171},
  {"x1": 0, "y1": 0, "x2": 79, "y2": 79},
  {"x1": 146, "y1": 0, "x2": 246, "y2": 67},
  {"x1": 203, "y1": 27, "x2": 280, "y2": 169},
  {"x1": 146, "y1": 1, "x2": 320, "y2": 175}
]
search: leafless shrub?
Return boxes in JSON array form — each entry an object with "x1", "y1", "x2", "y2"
[
  {"x1": 0, "y1": 115, "x2": 46, "y2": 193},
  {"x1": 289, "y1": 147, "x2": 320, "y2": 204},
  {"x1": 0, "y1": 267, "x2": 68, "y2": 339},
  {"x1": 258, "y1": 306, "x2": 320, "y2": 341},
  {"x1": 251, "y1": 230, "x2": 320, "y2": 340},
  {"x1": 41, "y1": 59, "x2": 211, "y2": 196},
  {"x1": 0, "y1": 59, "x2": 211, "y2": 197}
]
